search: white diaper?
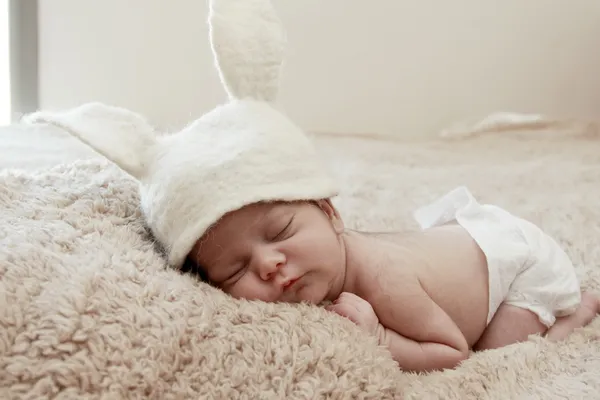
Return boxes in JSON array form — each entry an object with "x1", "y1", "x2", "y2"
[{"x1": 413, "y1": 186, "x2": 581, "y2": 327}]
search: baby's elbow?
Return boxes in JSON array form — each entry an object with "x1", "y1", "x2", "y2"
[
  {"x1": 439, "y1": 337, "x2": 469, "y2": 370},
  {"x1": 405, "y1": 349, "x2": 468, "y2": 373},
  {"x1": 432, "y1": 349, "x2": 469, "y2": 372},
  {"x1": 452, "y1": 348, "x2": 470, "y2": 367},
  {"x1": 415, "y1": 345, "x2": 470, "y2": 373},
  {"x1": 434, "y1": 347, "x2": 470, "y2": 371}
]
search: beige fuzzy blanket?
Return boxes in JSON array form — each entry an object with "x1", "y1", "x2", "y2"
[{"x1": 1, "y1": 125, "x2": 599, "y2": 399}]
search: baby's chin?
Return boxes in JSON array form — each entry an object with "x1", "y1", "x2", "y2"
[{"x1": 285, "y1": 282, "x2": 328, "y2": 305}]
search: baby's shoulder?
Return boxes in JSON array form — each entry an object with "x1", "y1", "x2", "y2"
[
  {"x1": 367, "y1": 225, "x2": 481, "y2": 276},
  {"x1": 362, "y1": 237, "x2": 426, "y2": 284}
]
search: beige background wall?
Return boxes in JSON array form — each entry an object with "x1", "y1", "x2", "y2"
[{"x1": 38, "y1": 0, "x2": 600, "y2": 138}]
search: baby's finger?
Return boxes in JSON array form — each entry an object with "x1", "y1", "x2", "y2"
[
  {"x1": 340, "y1": 292, "x2": 369, "y2": 307},
  {"x1": 325, "y1": 303, "x2": 345, "y2": 314},
  {"x1": 339, "y1": 292, "x2": 360, "y2": 301},
  {"x1": 326, "y1": 304, "x2": 354, "y2": 320},
  {"x1": 345, "y1": 296, "x2": 368, "y2": 311},
  {"x1": 324, "y1": 304, "x2": 341, "y2": 314}
]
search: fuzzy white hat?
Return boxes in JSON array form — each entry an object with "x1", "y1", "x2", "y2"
[{"x1": 23, "y1": 0, "x2": 339, "y2": 268}]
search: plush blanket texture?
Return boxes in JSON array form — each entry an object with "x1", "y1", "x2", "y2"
[{"x1": 1, "y1": 125, "x2": 599, "y2": 399}]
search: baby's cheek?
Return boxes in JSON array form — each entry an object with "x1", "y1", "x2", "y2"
[
  {"x1": 297, "y1": 283, "x2": 326, "y2": 304},
  {"x1": 229, "y1": 278, "x2": 278, "y2": 302}
]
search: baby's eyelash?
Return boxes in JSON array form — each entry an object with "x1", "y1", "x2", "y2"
[
  {"x1": 223, "y1": 261, "x2": 247, "y2": 286},
  {"x1": 274, "y1": 216, "x2": 294, "y2": 240},
  {"x1": 232, "y1": 263, "x2": 248, "y2": 284}
]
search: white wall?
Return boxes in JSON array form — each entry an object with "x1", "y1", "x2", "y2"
[
  {"x1": 38, "y1": 0, "x2": 600, "y2": 138},
  {"x1": 0, "y1": 0, "x2": 10, "y2": 125}
]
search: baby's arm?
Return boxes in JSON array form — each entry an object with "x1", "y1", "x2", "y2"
[{"x1": 370, "y1": 276, "x2": 469, "y2": 372}]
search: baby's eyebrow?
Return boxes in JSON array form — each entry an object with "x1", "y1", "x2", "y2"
[
  {"x1": 236, "y1": 208, "x2": 276, "y2": 244},
  {"x1": 262, "y1": 205, "x2": 286, "y2": 225}
]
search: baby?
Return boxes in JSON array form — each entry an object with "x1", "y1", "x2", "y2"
[
  {"x1": 184, "y1": 187, "x2": 600, "y2": 373},
  {"x1": 26, "y1": 0, "x2": 599, "y2": 374}
]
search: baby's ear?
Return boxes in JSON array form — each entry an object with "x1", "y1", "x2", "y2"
[{"x1": 316, "y1": 199, "x2": 345, "y2": 234}]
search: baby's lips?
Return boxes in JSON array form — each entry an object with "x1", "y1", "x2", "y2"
[{"x1": 282, "y1": 277, "x2": 299, "y2": 291}]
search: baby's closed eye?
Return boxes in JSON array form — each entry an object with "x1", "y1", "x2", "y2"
[
  {"x1": 221, "y1": 260, "x2": 249, "y2": 287},
  {"x1": 271, "y1": 216, "x2": 294, "y2": 241}
]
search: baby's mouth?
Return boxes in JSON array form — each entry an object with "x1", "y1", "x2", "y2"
[{"x1": 283, "y1": 277, "x2": 300, "y2": 291}]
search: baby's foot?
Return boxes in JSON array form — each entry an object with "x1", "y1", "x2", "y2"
[{"x1": 545, "y1": 291, "x2": 600, "y2": 341}]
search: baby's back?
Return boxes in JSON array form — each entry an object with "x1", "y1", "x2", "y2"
[{"x1": 368, "y1": 224, "x2": 490, "y2": 346}]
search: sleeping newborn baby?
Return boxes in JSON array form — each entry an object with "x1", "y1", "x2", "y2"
[
  {"x1": 28, "y1": 0, "x2": 599, "y2": 375},
  {"x1": 185, "y1": 186, "x2": 600, "y2": 372}
]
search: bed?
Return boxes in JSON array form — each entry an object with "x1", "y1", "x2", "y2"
[{"x1": 1, "y1": 115, "x2": 599, "y2": 399}]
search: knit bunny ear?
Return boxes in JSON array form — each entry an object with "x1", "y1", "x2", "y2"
[
  {"x1": 208, "y1": 0, "x2": 286, "y2": 102},
  {"x1": 22, "y1": 102, "x2": 157, "y2": 180}
]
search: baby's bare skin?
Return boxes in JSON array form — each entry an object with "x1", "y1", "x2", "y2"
[
  {"x1": 331, "y1": 226, "x2": 490, "y2": 371},
  {"x1": 334, "y1": 227, "x2": 600, "y2": 371},
  {"x1": 190, "y1": 200, "x2": 600, "y2": 373},
  {"x1": 348, "y1": 225, "x2": 491, "y2": 349}
]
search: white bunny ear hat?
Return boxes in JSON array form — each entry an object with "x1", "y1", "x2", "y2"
[{"x1": 23, "y1": 0, "x2": 339, "y2": 269}]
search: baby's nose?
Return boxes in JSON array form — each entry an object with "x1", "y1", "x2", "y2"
[{"x1": 257, "y1": 252, "x2": 286, "y2": 281}]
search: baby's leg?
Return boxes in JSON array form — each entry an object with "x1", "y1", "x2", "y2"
[
  {"x1": 474, "y1": 291, "x2": 600, "y2": 351},
  {"x1": 545, "y1": 291, "x2": 600, "y2": 341},
  {"x1": 473, "y1": 304, "x2": 546, "y2": 351}
]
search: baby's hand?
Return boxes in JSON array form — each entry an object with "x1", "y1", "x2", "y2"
[{"x1": 326, "y1": 292, "x2": 379, "y2": 336}]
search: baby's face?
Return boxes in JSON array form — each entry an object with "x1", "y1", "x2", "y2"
[{"x1": 189, "y1": 200, "x2": 346, "y2": 304}]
